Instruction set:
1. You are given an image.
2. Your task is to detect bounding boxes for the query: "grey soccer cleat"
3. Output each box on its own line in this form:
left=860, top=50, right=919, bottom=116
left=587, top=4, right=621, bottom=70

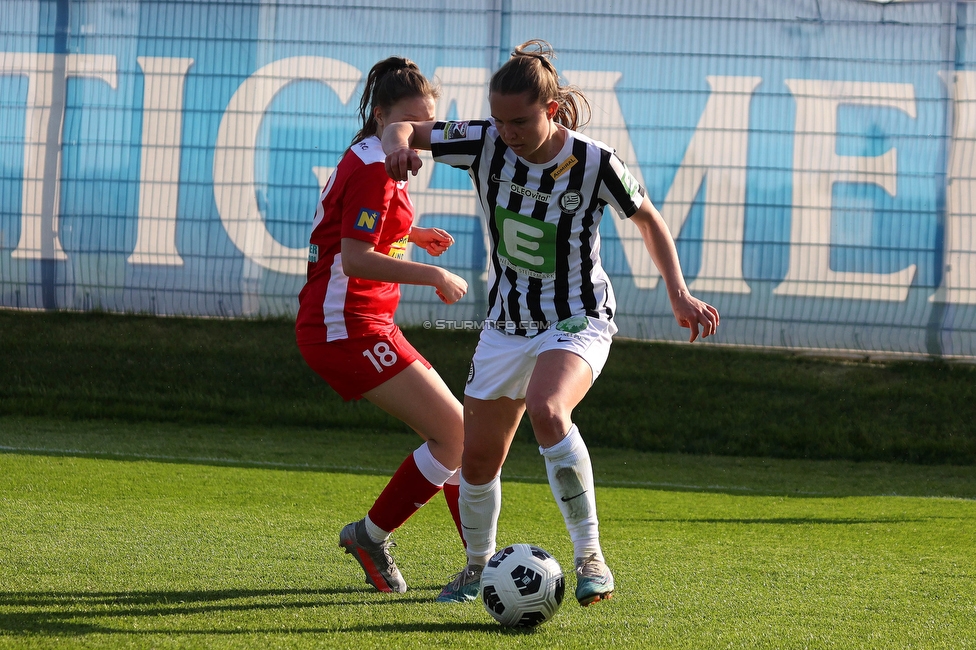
left=338, top=519, right=407, bottom=593
left=575, top=553, right=614, bottom=606
left=435, top=564, right=483, bottom=603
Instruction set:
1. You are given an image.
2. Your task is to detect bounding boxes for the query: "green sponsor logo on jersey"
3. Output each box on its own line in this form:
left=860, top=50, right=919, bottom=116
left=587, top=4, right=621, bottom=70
left=494, top=206, right=557, bottom=278
left=556, top=315, right=590, bottom=333
left=621, top=164, right=641, bottom=198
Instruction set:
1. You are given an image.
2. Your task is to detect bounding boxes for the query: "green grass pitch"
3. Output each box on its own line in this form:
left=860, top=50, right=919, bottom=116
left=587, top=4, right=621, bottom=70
left=1, top=418, right=974, bottom=649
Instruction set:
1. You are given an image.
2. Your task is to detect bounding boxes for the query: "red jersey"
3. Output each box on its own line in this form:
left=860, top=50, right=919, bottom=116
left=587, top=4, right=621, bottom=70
left=296, top=136, right=414, bottom=344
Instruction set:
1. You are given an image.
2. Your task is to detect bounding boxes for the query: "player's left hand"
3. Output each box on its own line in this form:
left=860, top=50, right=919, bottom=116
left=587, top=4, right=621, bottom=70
left=411, top=227, right=455, bottom=257
left=670, top=289, right=720, bottom=342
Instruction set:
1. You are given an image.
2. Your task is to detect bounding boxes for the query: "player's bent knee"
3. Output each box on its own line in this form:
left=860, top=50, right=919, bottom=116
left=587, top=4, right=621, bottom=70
left=461, top=453, right=503, bottom=484
left=524, top=399, right=569, bottom=436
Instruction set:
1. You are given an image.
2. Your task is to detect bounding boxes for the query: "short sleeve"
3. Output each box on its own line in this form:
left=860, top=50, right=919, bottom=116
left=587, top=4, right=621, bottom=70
left=430, top=120, right=489, bottom=169
left=338, top=162, right=396, bottom=244
left=599, top=151, right=646, bottom=219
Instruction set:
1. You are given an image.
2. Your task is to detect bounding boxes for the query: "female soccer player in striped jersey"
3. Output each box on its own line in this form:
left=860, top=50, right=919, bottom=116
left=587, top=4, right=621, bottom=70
left=382, top=40, right=719, bottom=606
left=295, top=57, right=469, bottom=594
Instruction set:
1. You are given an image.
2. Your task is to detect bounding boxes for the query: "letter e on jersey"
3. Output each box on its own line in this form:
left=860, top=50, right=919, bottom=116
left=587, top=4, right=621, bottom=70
left=495, top=207, right=557, bottom=278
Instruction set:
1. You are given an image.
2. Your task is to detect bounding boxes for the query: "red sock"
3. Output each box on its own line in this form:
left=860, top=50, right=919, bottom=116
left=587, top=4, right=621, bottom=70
left=442, top=482, right=466, bottom=548
left=367, top=453, right=441, bottom=533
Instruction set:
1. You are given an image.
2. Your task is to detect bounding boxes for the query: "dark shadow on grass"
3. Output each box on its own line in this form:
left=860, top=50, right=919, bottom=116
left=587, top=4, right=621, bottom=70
left=627, top=516, right=933, bottom=525
left=4, top=441, right=976, bottom=500
left=350, top=622, right=526, bottom=634
left=0, top=446, right=402, bottom=478
left=0, top=623, right=502, bottom=637
left=0, top=588, right=442, bottom=636
left=0, top=587, right=358, bottom=608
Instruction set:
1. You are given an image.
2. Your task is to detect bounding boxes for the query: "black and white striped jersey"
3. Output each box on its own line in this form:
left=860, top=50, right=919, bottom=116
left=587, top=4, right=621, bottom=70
left=430, top=119, right=646, bottom=336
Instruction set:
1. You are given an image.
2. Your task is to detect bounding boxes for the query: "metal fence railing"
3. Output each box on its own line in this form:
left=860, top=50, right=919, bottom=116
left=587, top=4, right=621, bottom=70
left=3, top=0, right=976, bottom=358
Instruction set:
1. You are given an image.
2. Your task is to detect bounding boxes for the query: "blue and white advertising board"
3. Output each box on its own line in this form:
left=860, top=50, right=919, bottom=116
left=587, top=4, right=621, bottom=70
left=2, top=0, right=976, bottom=358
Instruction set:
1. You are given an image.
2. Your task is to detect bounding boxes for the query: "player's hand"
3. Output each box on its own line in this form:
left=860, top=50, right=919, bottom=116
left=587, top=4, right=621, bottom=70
left=412, top=227, right=454, bottom=257
left=435, top=269, right=467, bottom=304
left=669, top=289, right=719, bottom=342
left=385, top=146, right=423, bottom=181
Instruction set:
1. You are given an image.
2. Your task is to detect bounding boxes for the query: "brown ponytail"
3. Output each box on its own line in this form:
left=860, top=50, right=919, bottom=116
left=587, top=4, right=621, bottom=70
left=489, top=40, right=590, bottom=130
left=351, top=56, right=438, bottom=146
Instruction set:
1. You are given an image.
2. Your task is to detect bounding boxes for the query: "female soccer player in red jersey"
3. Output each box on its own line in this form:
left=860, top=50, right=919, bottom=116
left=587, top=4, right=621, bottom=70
left=383, top=41, right=719, bottom=606
left=295, top=57, right=468, bottom=594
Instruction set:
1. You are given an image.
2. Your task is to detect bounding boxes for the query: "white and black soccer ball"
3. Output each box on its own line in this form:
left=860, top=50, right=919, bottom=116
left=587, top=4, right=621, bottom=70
left=481, top=544, right=565, bottom=627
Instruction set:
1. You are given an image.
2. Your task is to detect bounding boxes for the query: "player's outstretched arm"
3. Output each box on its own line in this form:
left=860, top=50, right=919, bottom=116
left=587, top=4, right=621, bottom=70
left=382, top=121, right=436, bottom=181
left=341, top=238, right=467, bottom=304
left=630, top=199, right=720, bottom=342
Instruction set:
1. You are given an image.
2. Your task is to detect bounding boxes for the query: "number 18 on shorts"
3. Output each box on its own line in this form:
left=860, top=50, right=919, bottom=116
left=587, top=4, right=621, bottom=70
left=297, top=327, right=430, bottom=401
left=362, top=341, right=398, bottom=372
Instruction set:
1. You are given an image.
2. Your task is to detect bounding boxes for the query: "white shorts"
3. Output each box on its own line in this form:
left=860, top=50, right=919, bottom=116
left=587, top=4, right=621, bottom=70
left=464, top=316, right=617, bottom=401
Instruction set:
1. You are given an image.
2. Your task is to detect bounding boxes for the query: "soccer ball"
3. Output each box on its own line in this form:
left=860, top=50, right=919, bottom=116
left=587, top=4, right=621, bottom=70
left=481, top=544, right=565, bottom=627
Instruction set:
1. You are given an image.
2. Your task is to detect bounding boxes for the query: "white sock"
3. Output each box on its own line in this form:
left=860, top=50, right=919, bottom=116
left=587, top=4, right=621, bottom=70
left=361, top=442, right=454, bottom=545
left=363, top=515, right=389, bottom=544
left=459, top=473, right=500, bottom=566
left=540, top=424, right=603, bottom=561
left=412, top=441, right=456, bottom=487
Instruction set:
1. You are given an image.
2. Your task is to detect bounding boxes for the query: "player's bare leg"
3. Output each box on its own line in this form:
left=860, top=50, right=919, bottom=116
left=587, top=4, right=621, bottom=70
left=460, top=396, right=524, bottom=484
left=523, top=350, right=591, bottom=447
left=365, top=361, right=463, bottom=469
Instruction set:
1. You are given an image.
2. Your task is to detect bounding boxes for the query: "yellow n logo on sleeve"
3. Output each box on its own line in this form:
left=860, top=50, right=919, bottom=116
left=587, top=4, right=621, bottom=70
left=354, top=208, right=380, bottom=233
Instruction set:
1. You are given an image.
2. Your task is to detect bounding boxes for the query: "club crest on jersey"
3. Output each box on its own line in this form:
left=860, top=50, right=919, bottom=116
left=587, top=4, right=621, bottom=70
left=354, top=208, right=380, bottom=233
left=444, top=121, right=468, bottom=140
left=558, top=189, right=583, bottom=214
